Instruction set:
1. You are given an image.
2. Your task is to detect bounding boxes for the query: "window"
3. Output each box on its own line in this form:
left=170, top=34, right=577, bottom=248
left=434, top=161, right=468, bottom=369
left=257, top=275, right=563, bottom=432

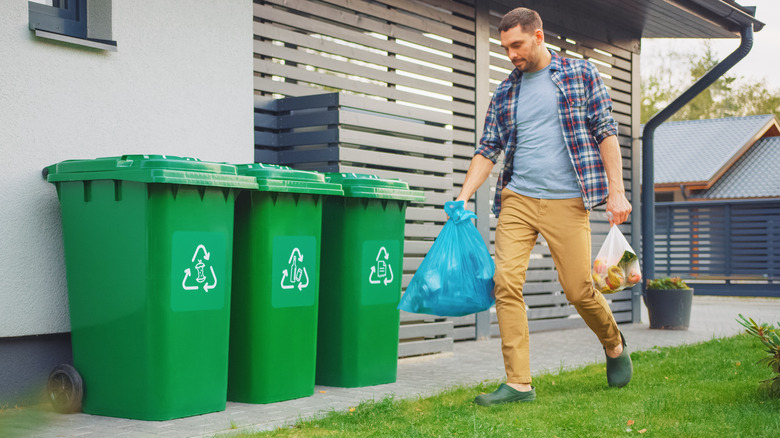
left=29, top=0, right=116, bottom=51
left=655, top=192, right=674, bottom=203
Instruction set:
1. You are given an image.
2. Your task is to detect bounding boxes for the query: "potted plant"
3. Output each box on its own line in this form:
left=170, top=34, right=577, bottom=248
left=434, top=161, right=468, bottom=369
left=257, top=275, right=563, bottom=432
left=644, top=277, right=694, bottom=330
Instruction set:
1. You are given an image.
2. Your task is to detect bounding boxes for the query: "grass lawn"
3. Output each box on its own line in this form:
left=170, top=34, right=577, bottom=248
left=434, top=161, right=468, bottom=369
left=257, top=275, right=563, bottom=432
left=237, top=334, right=779, bottom=437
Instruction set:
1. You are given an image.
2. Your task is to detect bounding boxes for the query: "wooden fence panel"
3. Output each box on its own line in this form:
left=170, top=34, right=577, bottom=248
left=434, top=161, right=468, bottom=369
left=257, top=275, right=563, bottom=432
left=655, top=200, right=780, bottom=297
left=254, top=0, right=478, bottom=357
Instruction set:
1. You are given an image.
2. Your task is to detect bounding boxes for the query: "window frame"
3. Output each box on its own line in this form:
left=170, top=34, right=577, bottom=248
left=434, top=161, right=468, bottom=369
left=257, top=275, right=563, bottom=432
left=29, top=0, right=117, bottom=51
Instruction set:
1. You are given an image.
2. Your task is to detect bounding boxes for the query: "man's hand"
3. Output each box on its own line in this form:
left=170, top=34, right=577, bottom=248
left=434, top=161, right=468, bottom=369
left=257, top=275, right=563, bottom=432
left=449, top=154, right=494, bottom=219
left=606, top=191, right=631, bottom=226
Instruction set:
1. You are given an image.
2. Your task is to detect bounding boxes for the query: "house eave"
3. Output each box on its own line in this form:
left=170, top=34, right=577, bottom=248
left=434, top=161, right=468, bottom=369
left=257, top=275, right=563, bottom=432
left=705, top=117, right=780, bottom=189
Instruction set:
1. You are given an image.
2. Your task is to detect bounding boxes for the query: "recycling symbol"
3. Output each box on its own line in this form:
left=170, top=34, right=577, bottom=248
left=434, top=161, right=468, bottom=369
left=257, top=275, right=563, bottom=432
left=281, top=248, right=310, bottom=291
left=369, top=246, right=394, bottom=286
left=182, top=244, right=218, bottom=292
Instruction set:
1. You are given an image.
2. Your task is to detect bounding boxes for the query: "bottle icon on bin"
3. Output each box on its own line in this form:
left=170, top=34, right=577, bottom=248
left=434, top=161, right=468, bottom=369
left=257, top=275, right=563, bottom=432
left=291, top=257, right=303, bottom=282
left=281, top=248, right=309, bottom=291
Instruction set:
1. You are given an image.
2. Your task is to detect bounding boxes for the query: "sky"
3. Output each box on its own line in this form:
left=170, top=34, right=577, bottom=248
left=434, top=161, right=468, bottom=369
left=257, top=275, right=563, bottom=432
left=641, top=0, right=780, bottom=90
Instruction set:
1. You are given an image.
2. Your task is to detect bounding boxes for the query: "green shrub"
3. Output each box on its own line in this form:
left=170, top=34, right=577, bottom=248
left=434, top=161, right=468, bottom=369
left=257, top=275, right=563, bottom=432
left=645, top=277, right=689, bottom=290
left=737, top=314, right=780, bottom=397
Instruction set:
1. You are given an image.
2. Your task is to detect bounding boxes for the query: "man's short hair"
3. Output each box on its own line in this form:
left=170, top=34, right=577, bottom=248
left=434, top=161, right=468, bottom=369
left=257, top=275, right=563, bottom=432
left=498, top=7, right=543, bottom=34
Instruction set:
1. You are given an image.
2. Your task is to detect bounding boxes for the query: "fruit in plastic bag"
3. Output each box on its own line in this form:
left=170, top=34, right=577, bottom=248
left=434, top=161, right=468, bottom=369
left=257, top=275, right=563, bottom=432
left=593, top=258, right=608, bottom=275
left=606, top=265, right=625, bottom=289
left=627, top=266, right=642, bottom=285
left=591, top=225, right=641, bottom=294
left=592, top=272, right=607, bottom=291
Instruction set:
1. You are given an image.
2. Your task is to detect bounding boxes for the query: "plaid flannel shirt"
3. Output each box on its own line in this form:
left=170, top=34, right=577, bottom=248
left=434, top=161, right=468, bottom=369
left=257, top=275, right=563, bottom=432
left=476, top=50, right=618, bottom=216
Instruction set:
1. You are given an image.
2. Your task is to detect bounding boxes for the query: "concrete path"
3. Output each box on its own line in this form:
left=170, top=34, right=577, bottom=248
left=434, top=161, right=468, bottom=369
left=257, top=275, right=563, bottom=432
left=1, top=296, right=778, bottom=437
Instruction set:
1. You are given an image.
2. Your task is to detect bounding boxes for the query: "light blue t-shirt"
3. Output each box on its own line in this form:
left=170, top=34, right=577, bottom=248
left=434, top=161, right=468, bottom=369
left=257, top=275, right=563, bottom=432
left=506, top=64, right=581, bottom=199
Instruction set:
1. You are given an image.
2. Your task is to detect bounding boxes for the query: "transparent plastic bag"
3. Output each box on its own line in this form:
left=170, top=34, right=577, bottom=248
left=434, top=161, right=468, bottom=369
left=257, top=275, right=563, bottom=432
left=398, top=200, right=495, bottom=317
left=592, top=224, right=641, bottom=294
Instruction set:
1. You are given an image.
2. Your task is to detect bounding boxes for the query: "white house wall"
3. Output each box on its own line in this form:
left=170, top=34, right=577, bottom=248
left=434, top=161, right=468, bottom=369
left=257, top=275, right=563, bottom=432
left=0, top=0, right=253, bottom=338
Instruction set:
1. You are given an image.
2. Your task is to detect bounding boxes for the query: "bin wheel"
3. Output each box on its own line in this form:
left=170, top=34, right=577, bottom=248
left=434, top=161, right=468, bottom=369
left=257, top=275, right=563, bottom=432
left=47, top=364, right=83, bottom=414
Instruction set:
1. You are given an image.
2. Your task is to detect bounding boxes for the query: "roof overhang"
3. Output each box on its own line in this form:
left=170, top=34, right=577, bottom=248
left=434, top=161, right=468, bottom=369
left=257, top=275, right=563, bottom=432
left=492, top=0, right=763, bottom=53
left=592, top=0, right=765, bottom=39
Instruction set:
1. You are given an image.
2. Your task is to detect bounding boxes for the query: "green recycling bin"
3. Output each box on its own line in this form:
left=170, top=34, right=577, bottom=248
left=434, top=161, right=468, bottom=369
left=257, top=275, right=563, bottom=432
left=228, top=164, right=342, bottom=404
left=316, top=173, right=425, bottom=387
left=44, top=155, right=256, bottom=420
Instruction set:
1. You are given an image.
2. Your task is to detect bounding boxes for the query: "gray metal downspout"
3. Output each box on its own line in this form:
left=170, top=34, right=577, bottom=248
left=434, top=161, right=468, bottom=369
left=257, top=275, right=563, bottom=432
left=641, top=24, right=753, bottom=291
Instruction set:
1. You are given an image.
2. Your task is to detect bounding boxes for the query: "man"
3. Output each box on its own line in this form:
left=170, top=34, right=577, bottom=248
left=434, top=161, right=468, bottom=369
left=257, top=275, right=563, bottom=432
left=455, top=7, right=633, bottom=406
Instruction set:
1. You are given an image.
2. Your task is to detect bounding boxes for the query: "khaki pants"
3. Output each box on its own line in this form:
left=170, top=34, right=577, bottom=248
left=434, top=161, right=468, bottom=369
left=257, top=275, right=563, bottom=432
left=494, top=189, right=621, bottom=384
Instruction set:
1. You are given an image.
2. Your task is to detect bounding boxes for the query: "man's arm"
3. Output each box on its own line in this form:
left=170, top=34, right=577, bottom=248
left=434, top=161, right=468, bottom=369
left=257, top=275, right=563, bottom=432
left=454, top=87, right=501, bottom=211
left=455, top=154, right=495, bottom=204
left=599, top=135, right=631, bottom=225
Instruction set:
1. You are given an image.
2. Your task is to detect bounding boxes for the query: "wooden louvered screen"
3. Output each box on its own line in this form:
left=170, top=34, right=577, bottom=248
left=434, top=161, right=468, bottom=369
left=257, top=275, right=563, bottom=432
left=253, top=0, right=476, bottom=357
left=253, top=0, right=641, bottom=356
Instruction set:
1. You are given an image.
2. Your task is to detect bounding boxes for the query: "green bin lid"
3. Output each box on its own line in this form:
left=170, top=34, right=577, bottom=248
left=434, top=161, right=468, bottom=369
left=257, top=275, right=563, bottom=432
left=234, top=163, right=343, bottom=196
left=44, top=155, right=258, bottom=189
left=324, top=173, right=425, bottom=202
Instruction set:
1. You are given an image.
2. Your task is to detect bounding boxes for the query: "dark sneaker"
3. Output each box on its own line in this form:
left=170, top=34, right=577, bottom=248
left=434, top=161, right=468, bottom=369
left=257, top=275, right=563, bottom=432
left=474, top=383, right=536, bottom=406
left=606, top=332, right=633, bottom=387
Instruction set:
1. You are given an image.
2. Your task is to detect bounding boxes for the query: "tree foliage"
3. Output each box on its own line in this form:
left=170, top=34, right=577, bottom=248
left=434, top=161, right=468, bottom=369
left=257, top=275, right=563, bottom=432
left=641, top=42, right=780, bottom=123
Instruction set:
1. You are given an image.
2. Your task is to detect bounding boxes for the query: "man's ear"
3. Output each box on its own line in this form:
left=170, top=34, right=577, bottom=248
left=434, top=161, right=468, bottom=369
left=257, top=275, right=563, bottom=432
left=535, top=29, right=544, bottom=45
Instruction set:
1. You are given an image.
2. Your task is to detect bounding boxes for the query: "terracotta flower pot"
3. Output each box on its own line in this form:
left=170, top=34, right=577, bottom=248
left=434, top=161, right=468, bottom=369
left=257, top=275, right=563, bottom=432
left=643, top=288, right=694, bottom=330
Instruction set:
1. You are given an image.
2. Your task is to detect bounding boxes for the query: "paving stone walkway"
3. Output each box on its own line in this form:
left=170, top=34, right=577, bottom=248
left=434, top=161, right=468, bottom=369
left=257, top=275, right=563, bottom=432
left=2, top=295, right=778, bottom=437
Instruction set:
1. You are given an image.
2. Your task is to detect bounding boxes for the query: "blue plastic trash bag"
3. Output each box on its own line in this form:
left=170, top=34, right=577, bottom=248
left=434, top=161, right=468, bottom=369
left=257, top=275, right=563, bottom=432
left=398, top=200, right=495, bottom=317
